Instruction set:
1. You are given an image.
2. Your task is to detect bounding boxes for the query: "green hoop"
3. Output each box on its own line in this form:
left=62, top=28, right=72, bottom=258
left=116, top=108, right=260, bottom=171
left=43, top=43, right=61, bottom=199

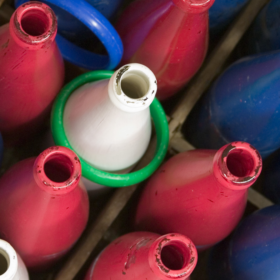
left=51, top=70, right=169, bottom=187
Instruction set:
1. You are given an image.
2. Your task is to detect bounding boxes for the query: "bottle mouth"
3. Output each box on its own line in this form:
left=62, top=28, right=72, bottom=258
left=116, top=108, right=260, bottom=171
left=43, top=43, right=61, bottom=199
left=109, top=63, right=157, bottom=112
left=34, top=146, right=81, bottom=195
left=218, top=142, right=262, bottom=186
left=149, top=234, right=197, bottom=279
left=0, top=240, right=17, bottom=279
left=12, top=1, right=57, bottom=46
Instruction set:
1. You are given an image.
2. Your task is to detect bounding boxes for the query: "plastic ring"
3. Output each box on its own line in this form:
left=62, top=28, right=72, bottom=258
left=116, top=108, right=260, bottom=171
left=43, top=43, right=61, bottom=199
left=15, top=0, right=123, bottom=70
left=51, top=71, right=169, bottom=187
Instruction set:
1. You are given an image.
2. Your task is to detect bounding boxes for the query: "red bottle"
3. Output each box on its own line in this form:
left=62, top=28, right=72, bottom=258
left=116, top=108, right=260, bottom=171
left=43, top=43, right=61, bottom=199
left=115, top=0, right=214, bottom=100
left=0, top=1, right=64, bottom=144
left=85, top=232, right=197, bottom=280
left=135, top=142, right=262, bottom=250
left=0, top=146, right=89, bottom=270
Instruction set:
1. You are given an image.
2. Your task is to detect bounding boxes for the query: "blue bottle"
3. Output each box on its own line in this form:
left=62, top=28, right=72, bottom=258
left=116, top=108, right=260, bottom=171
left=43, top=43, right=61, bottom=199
left=244, top=0, right=280, bottom=55
left=183, top=50, right=280, bottom=158
left=209, top=205, right=280, bottom=280
left=209, top=0, right=249, bottom=40
left=15, top=0, right=124, bottom=49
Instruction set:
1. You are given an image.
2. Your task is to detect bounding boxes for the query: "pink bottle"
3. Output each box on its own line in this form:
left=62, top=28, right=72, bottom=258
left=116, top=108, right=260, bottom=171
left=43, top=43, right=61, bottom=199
left=115, top=0, right=214, bottom=100
left=135, top=142, right=262, bottom=250
left=85, top=232, right=197, bottom=280
left=0, top=1, right=64, bottom=144
left=0, top=146, right=89, bottom=270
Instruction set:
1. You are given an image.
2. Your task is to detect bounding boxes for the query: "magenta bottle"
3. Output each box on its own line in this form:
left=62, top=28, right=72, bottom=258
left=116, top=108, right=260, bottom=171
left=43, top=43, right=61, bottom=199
left=115, top=0, right=214, bottom=100
left=0, top=2, right=64, bottom=144
left=85, top=232, right=197, bottom=280
left=0, top=146, right=89, bottom=270
left=135, top=142, right=262, bottom=250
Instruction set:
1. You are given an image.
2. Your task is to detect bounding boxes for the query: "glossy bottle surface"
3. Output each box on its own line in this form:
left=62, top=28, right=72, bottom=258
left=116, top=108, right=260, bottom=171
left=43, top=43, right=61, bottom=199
left=115, top=0, right=214, bottom=100
left=185, top=50, right=280, bottom=158
left=0, top=2, right=64, bottom=144
left=0, top=146, right=89, bottom=269
left=64, top=63, right=156, bottom=172
left=135, top=142, right=262, bottom=250
left=85, top=232, right=197, bottom=280
left=243, top=0, right=280, bottom=55
left=209, top=205, right=280, bottom=280
left=209, top=0, right=249, bottom=40
left=0, top=239, right=29, bottom=280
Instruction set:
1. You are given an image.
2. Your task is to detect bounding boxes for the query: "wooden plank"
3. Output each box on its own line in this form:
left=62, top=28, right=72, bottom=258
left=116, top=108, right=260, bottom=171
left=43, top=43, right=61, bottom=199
left=168, top=0, right=271, bottom=137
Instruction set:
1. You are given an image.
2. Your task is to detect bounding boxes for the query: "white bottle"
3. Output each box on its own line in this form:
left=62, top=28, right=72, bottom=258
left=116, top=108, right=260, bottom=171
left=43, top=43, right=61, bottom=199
left=0, top=240, right=29, bottom=280
left=64, top=63, right=157, bottom=172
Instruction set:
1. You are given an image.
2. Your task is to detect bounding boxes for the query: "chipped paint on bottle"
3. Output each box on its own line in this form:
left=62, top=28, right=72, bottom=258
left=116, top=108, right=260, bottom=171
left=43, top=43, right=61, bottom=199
left=0, top=2, right=64, bottom=145
left=0, top=146, right=89, bottom=269
left=84, top=232, right=197, bottom=280
left=135, top=142, right=262, bottom=250
left=64, top=63, right=157, bottom=172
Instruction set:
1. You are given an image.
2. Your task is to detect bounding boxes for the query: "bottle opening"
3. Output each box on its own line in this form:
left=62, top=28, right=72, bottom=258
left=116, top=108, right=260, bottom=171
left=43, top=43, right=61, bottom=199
left=226, top=149, right=255, bottom=177
left=0, top=250, right=8, bottom=276
left=161, top=242, right=190, bottom=271
left=121, top=71, right=150, bottom=99
left=21, top=9, right=49, bottom=36
left=44, top=154, right=74, bottom=183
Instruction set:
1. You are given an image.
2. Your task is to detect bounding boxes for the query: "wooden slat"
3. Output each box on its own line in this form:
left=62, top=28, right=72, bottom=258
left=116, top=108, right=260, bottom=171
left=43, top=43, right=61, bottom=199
left=168, top=0, right=271, bottom=137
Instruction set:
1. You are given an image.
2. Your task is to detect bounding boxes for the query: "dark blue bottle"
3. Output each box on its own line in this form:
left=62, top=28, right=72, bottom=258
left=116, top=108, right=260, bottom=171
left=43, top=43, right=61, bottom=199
left=209, top=0, right=249, bottom=40
left=209, top=205, right=280, bottom=280
left=15, top=0, right=124, bottom=48
left=244, top=0, right=280, bottom=55
left=184, top=50, right=280, bottom=158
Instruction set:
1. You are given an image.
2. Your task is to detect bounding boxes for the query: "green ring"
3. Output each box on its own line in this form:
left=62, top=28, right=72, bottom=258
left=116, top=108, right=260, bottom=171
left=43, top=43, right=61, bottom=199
left=51, top=70, right=169, bottom=187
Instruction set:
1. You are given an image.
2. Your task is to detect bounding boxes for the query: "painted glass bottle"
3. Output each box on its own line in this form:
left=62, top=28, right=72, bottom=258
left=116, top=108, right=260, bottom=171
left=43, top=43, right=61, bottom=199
left=84, top=232, right=197, bottom=280
left=115, top=0, right=214, bottom=100
left=0, top=2, right=64, bottom=145
left=184, top=50, right=280, bottom=158
left=135, top=142, right=262, bottom=251
left=0, top=239, right=29, bottom=280
left=0, top=146, right=89, bottom=270
left=64, top=63, right=157, bottom=173
left=15, top=0, right=124, bottom=48
left=242, top=0, right=280, bottom=55
left=209, top=205, right=280, bottom=280
left=209, top=0, right=249, bottom=40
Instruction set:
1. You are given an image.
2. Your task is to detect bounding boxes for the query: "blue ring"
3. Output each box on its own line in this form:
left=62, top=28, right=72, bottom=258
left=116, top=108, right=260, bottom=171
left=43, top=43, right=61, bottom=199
left=15, top=0, right=123, bottom=70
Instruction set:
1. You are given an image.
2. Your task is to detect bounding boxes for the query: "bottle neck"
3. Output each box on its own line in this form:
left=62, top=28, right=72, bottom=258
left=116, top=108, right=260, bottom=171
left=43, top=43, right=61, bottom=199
left=108, top=63, right=157, bottom=113
left=9, top=1, right=57, bottom=50
left=0, top=240, right=18, bottom=280
left=213, top=142, right=262, bottom=191
left=148, top=233, right=197, bottom=279
left=33, top=146, right=82, bottom=195
left=172, top=0, right=215, bottom=13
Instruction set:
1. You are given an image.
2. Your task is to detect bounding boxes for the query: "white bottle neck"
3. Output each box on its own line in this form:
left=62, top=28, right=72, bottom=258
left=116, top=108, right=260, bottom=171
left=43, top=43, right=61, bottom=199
left=0, top=240, right=18, bottom=280
left=108, top=63, right=157, bottom=113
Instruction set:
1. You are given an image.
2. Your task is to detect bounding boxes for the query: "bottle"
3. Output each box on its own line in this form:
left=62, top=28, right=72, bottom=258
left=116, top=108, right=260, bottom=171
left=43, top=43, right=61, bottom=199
left=0, top=239, right=29, bottom=280
left=115, top=0, right=214, bottom=100
left=0, top=146, right=89, bottom=270
left=64, top=63, right=157, bottom=172
left=15, top=0, right=124, bottom=49
left=242, top=0, right=280, bottom=55
left=209, top=0, right=249, bottom=41
left=0, top=2, right=64, bottom=145
left=135, top=142, right=262, bottom=251
left=209, top=205, right=280, bottom=280
left=184, top=50, right=280, bottom=158
left=84, top=232, right=197, bottom=280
